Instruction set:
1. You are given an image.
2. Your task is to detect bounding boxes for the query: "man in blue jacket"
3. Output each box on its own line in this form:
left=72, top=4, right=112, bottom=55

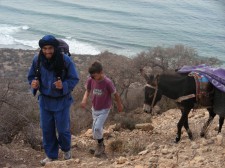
left=28, top=35, right=79, bottom=166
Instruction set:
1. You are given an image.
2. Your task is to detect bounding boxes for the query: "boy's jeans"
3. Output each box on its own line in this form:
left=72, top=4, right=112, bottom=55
left=92, top=108, right=110, bottom=139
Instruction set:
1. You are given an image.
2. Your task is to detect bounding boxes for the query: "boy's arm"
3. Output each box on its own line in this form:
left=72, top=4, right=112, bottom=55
left=81, top=90, right=90, bottom=109
left=114, top=92, right=123, bottom=112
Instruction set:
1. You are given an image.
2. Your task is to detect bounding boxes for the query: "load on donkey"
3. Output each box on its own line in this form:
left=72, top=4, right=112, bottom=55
left=141, top=64, right=225, bottom=143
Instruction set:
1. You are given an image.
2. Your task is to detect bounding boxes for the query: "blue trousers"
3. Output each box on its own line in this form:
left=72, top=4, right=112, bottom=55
left=40, top=105, right=71, bottom=159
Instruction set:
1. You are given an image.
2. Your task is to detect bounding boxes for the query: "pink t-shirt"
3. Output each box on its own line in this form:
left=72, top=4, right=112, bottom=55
left=86, top=76, right=116, bottom=110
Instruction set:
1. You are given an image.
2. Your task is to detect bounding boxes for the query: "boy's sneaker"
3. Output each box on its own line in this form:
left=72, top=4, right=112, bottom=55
left=64, top=150, right=72, bottom=160
left=94, top=142, right=105, bottom=157
left=40, top=157, right=53, bottom=166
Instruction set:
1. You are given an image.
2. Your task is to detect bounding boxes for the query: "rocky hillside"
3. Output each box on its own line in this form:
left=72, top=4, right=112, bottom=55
left=1, top=48, right=224, bottom=168
left=1, top=108, right=225, bottom=168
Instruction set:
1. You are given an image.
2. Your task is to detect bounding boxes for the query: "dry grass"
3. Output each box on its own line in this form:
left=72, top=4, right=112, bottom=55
left=114, top=114, right=136, bottom=130
left=124, top=138, right=147, bottom=155
left=108, top=139, right=124, bottom=153
left=108, top=135, right=149, bottom=155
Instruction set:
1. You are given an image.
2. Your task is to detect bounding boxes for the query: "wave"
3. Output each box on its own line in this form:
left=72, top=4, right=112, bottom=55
left=0, top=24, right=29, bottom=35
left=0, top=24, right=100, bottom=55
left=1, top=4, right=152, bottom=31
left=51, top=0, right=139, bottom=17
left=62, top=38, right=100, bottom=55
left=0, top=24, right=30, bottom=45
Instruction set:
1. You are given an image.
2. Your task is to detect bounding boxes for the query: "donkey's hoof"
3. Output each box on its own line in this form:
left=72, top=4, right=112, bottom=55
left=189, top=136, right=193, bottom=141
left=188, top=132, right=193, bottom=140
left=200, top=132, right=205, bottom=137
left=174, top=137, right=180, bottom=143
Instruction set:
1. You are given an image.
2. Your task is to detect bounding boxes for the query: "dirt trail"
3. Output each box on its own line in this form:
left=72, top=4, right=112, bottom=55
left=1, top=108, right=225, bottom=168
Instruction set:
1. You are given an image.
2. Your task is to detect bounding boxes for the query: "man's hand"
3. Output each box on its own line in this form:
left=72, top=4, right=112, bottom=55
left=31, top=79, right=39, bottom=89
left=54, top=79, right=63, bottom=89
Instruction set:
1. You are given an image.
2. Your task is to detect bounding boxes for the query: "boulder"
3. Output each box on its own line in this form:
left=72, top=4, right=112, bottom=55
left=135, top=123, right=154, bottom=131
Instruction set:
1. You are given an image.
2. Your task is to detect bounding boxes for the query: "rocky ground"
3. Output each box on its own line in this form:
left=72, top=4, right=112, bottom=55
left=1, top=48, right=225, bottom=168
left=1, top=108, right=225, bottom=168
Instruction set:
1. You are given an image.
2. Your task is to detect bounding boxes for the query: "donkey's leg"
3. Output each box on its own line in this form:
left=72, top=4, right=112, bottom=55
left=218, top=116, right=224, bottom=134
left=175, top=110, right=188, bottom=143
left=183, top=113, right=193, bottom=140
left=200, top=108, right=216, bottom=137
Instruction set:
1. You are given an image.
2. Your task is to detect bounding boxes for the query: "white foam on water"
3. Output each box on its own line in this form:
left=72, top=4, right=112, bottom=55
left=63, top=38, right=100, bottom=55
left=13, top=38, right=101, bottom=55
left=0, top=24, right=30, bottom=45
left=0, top=24, right=29, bottom=34
left=14, top=39, right=39, bottom=49
left=0, top=24, right=100, bottom=55
left=0, top=34, right=15, bottom=45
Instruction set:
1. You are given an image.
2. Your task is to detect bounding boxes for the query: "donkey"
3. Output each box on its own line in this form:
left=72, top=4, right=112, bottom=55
left=141, top=69, right=225, bottom=143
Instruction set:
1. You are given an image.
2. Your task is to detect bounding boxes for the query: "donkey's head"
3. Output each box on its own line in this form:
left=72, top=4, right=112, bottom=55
left=140, top=67, right=162, bottom=114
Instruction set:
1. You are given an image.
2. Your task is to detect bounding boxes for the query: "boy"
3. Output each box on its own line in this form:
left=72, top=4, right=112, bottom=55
left=81, top=61, right=123, bottom=157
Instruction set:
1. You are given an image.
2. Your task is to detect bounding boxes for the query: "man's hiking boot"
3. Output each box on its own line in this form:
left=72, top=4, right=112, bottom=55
left=94, top=141, right=105, bottom=157
left=64, top=150, right=72, bottom=160
left=40, top=157, right=53, bottom=166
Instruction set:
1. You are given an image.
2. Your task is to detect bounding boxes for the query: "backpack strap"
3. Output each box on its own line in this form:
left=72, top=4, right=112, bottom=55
left=35, top=53, right=41, bottom=80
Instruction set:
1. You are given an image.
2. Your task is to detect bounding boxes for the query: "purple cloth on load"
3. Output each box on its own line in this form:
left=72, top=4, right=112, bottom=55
left=178, top=64, right=225, bottom=93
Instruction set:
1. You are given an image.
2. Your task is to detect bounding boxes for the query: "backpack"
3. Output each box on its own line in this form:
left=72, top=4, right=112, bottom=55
left=57, top=39, right=71, bottom=56
left=35, top=39, right=71, bottom=80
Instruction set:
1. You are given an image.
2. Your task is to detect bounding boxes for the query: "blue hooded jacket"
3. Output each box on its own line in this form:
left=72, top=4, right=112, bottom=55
left=28, top=54, right=79, bottom=111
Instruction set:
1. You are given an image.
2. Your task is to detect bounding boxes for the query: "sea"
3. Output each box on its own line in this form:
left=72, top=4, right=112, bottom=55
left=0, top=0, right=224, bottom=62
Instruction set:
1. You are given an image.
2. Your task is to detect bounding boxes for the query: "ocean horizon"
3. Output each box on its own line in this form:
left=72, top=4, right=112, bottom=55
left=0, top=0, right=224, bottom=61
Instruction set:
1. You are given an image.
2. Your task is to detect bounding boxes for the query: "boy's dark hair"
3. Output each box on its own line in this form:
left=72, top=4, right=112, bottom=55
left=88, top=61, right=103, bottom=74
